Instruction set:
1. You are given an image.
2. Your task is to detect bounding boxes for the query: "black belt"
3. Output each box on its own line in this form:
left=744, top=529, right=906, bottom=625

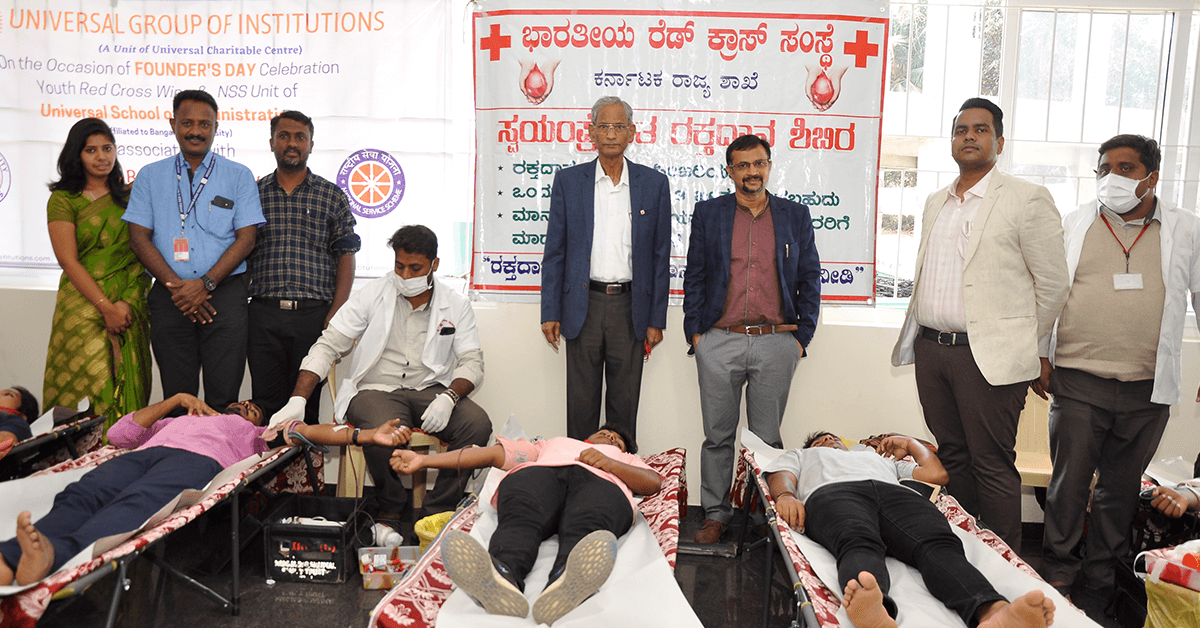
left=920, top=326, right=969, bottom=346
left=723, top=324, right=799, bottom=335
left=254, top=297, right=331, bottom=311
left=589, top=280, right=631, bottom=295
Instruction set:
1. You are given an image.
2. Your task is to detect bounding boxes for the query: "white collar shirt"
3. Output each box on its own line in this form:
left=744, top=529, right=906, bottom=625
left=914, top=167, right=995, bottom=332
left=359, top=296, right=432, bottom=392
left=589, top=158, right=634, bottom=283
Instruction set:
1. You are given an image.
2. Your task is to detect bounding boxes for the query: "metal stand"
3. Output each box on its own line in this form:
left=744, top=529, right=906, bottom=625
left=738, top=465, right=820, bottom=628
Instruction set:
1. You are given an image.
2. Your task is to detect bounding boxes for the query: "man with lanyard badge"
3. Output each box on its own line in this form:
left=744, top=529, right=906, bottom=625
left=1038, top=134, right=1200, bottom=618
left=125, top=89, right=265, bottom=409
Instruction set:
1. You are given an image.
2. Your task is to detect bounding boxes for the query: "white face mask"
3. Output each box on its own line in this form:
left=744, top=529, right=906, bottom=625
left=391, top=270, right=432, bottom=297
left=1097, top=172, right=1151, bottom=215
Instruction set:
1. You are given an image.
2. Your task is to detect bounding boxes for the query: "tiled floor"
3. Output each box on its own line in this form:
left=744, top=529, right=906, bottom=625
left=33, top=505, right=1134, bottom=628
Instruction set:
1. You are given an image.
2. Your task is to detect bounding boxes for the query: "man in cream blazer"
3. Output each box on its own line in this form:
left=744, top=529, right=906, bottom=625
left=891, top=98, right=1069, bottom=551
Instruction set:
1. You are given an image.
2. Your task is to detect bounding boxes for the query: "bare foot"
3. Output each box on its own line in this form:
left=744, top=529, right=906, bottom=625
left=843, top=571, right=898, bottom=628
left=0, top=554, right=13, bottom=586
left=14, top=511, right=54, bottom=586
left=977, top=590, right=1055, bottom=628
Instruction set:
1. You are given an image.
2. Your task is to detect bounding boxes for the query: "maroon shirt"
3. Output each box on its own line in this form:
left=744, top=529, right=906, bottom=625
left=713, top=201, right=784, bottom=329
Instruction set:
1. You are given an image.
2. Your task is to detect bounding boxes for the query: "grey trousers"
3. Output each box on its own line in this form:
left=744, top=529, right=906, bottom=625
left=913, top=335, right=1027, bottom=552
left=1042, top=367, right=1169, bottom=591
left=345, top=387, right=492, bottom=519
left=564, top=290, right=645, bottom=440
left=696, top=328, right=800, bottom=524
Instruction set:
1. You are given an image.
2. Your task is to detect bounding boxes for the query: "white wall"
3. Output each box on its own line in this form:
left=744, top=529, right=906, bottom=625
left=6, top=285, right=1200, bottom=509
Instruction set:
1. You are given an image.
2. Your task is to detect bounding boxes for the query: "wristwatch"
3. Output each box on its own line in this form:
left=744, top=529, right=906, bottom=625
left=201, top=274, right=217, bottom=291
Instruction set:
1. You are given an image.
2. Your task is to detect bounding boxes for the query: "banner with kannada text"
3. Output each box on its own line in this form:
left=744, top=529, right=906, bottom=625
left=471, top=0, right=887, bottom=302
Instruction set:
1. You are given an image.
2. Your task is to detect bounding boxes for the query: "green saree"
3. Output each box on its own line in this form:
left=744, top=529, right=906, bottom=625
left=43, top=190, right=152, bottom=429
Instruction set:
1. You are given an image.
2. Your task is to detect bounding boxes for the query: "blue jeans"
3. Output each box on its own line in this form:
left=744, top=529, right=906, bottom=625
left=805, top=480, right=1004, bottom=625
left=0, top=447, right=222, bottom=573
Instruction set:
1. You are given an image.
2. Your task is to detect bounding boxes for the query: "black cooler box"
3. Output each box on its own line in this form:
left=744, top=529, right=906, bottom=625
left=263, top=495, right=370, bottom=584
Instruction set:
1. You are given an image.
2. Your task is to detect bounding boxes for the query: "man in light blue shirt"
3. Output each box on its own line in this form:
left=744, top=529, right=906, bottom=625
left=124, top=89, right=265, bottom=409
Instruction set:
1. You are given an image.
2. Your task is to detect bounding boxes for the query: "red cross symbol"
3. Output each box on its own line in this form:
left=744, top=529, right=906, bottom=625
left=844, top=29, right=879, bottom=68
left=480, top=23, right=511, bottom=61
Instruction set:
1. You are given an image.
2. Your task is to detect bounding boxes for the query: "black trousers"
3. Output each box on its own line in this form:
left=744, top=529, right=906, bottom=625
left=148, top=275, right=248, bottom=409
left=565, top=290, right=644, bottom=441
left=805, top=480, right=1005, bottom=626
left=247, top=299, right=329, bottom=421
left=489, top=465, right=633, bottom=591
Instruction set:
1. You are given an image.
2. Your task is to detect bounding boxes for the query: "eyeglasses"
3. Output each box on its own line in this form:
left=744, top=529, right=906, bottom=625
left=593, top=123, right=629, bottom=133
left=730, top=159, right=770, bottom=172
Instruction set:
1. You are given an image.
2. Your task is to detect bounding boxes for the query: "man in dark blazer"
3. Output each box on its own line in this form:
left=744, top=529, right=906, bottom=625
left=683, top=134, right=821, bottom=543
left=540, top=96, right=672, bottom=441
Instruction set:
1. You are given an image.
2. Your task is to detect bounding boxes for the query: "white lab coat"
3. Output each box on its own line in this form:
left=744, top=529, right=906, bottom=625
left=305, top=274, right=483, bottom=421
left=1047, top=199, right=1200, bottom=405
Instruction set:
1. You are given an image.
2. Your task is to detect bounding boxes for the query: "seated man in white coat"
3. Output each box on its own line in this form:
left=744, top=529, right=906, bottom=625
left=269, top=225, right=492, bottom=536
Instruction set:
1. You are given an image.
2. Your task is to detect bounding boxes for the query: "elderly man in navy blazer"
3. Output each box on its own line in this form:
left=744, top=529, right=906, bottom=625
left=683, top=134, right=822, bottom=544
left=540, top=96, right=672, bottom=442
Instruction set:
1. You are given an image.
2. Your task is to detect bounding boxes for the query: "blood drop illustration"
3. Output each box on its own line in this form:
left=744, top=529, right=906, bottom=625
left=812, top=71, right=834, bottom=105
left=525, top=65, right=548, bottom=100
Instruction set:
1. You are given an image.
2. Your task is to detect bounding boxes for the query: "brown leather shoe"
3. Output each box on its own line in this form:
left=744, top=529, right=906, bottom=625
left=694, top=519, right=726, bottom=544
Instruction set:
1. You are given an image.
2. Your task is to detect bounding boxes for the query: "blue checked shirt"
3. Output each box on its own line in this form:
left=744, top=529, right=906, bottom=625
left=247, top=169, right=361, bottom=301
left=124, top=151, right=265, bottom=279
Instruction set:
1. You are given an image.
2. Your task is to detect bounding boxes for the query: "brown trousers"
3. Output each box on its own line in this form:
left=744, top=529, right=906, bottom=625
left=914, top=335, right=1028, bottom=552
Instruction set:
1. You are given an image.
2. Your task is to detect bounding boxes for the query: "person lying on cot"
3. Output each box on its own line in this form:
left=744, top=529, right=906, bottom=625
left=0, top=386, right=39, bottom=462
left=764, top=432, right=1057, bottom=628
left=0, top=392, right=405, bottom=587
left=1149, top=479, right=1200, bottom=517
left=389, top=423, right=661, bottom=626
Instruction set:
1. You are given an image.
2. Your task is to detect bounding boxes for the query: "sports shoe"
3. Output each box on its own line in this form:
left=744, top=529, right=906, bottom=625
left=532, top=530, right=617, bottom=625
left=694, top=519, right=726, bottom=544
left=441, top=530, right=529, bottom=617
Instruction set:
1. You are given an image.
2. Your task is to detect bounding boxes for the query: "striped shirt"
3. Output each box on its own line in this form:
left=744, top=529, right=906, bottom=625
left=913, top=168, right=994, bottom=332
left=248, top=169, right=361, bottom=301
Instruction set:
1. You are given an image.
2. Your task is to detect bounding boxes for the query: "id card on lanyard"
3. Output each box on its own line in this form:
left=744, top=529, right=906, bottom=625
left=1100, top=214, right=1151, bottom=291
left=174, top=155, right=216, bottom=262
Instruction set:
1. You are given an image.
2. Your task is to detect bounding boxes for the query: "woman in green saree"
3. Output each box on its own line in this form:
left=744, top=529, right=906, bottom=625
left=43, top=118, right=152, bottom=429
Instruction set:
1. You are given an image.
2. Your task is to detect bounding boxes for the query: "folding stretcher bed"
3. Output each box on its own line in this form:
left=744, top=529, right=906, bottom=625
left=0, top=414, right=106, bottom=481
left=733, top=441, right=1102, bottom=628
left=368, top=446, right=688, bottom=628
left=0, top=442, right=324, bottom=628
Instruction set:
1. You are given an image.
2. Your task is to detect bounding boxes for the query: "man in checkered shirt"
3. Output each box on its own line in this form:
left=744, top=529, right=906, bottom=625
left=247, top=110, right=360, bottom=423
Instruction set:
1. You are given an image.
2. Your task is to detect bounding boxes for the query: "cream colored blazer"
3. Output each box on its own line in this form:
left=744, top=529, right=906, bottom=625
left=892, top=170, right=1070, bottom=386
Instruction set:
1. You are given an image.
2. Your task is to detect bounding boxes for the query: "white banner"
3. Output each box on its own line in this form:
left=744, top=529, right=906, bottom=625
left=471, top=0, right=887, bottom=302
left=0, top=0, right=472, bottom=279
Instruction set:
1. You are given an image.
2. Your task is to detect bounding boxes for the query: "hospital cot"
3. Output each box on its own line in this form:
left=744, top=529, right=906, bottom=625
left=0, top=442, right=324, bottom=628
left=367, top=447, right=688, bottom=628
left=733, top=446, right=1100, bottom=628
left=0, top=414, right=106, bottom=481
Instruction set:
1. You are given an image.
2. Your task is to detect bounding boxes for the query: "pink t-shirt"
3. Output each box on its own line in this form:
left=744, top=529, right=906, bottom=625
left=108, top=413, right=272, bottom=469
left=494, top=436, right=659, bottom=513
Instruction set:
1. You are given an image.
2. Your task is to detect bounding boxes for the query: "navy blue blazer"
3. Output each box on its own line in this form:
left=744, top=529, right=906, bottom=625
left=682, top=192, right=821, bottom=348
left=540, top=158, right=672, bottom=340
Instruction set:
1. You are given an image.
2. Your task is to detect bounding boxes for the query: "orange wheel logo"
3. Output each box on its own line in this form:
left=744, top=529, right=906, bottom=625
left=349, top=162, right=393, bottom=206
left=337, top=149, right=406, bottom=218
